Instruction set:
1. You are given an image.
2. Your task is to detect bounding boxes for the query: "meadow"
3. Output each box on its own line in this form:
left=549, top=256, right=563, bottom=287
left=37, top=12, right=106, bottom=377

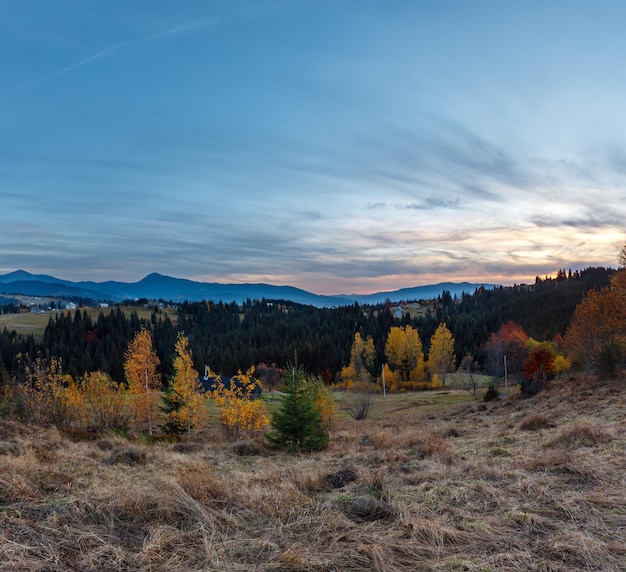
left=1, top=377, right=624, bottom=571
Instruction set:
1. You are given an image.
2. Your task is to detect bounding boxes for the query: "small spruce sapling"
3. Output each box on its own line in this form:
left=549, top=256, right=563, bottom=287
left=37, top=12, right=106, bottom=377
left=266, top=367, right=329, bottom=452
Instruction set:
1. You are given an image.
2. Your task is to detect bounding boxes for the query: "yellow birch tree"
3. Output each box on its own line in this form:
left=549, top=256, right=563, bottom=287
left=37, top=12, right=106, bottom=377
left=384, top=325, right=426, bottom=388
left=124, top=327, right=161, bottom=435
left=428, top=323, right=456, bottom=387
left=340, top=332, right=376, bottom=388
left=160, top=333, right=206, bottom=435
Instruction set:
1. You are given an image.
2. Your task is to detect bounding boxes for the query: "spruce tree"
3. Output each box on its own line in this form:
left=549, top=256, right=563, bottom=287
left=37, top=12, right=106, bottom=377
left=267, top=367, right=328, bottom=452
left=159, top=382, right=185, bottom=434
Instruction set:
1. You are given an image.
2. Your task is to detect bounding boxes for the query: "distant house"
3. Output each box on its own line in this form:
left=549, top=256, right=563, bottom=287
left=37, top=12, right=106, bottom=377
left=99, top=302, right=109, bottom=309
left=200, top=371, right=263, bottom=399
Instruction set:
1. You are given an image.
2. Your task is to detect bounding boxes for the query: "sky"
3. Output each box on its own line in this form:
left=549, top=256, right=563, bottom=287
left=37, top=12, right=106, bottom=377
left=1, top=0, right=625, bottom=295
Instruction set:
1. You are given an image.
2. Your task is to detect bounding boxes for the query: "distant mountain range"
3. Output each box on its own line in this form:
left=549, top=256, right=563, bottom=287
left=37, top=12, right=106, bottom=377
left=0, top=270, right=495, bottom=307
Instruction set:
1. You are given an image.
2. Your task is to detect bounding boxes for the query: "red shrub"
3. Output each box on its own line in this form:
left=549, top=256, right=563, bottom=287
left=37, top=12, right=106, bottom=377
left=524, top=347, right=555, bottom=382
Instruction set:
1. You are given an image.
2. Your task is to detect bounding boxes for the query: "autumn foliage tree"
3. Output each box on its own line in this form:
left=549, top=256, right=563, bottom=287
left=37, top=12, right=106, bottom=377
left=522, top=346, right=554, bottom=395
left=17, top=355, right=74, bottom=425
left=71, top=371, right=129, bottom=432
left=160, top=333, right=205, bottom=436
left=384, top=325, right=426, bottom=389
left=208, top=366, right=269, bottom=439
left=526, top=339, right=571, bottom=377
left=565, top=268, right=626, bottom=378
left=85, top=371, right=129, bottom=430
left=310, top=375, right=337, bottom=427
left=124, top=327, right=161, bottom=435
left=484, top=321, right=529, bottom=380
left=340, top=332, right=376, bottom=388
left=8, top=351, right=129, bottom=431
left=427, top=323, right=456, bottom=387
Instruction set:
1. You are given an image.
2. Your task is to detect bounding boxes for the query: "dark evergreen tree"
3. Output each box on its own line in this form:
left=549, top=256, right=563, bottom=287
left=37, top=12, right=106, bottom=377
left=159, top=380, right=185, bottom=435
left=266, top=367, right=328, bottom=452
left=0, top=358, right=9, bottom=394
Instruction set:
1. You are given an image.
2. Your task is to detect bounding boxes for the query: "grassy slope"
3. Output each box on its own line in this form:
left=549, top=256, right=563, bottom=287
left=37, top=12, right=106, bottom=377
left=0, top=378, right=625, bottom=571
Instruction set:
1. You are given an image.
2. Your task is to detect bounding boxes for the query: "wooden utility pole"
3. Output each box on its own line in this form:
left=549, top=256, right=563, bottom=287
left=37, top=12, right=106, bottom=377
left=504, top=355, right=508, bottom=396
left=382, top=363, right=386, bottom=398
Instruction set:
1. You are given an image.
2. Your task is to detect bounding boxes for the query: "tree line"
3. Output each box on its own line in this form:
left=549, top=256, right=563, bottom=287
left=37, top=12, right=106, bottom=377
left=0, top=266, right=615, bottom=388
left=0, top=325, right=332, bottom=453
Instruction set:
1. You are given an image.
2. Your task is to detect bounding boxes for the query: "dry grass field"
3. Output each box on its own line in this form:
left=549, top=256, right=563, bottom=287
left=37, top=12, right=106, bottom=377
left=0, top=312, right=55, bottom=340
left=1, top=378, right=624, bottom=571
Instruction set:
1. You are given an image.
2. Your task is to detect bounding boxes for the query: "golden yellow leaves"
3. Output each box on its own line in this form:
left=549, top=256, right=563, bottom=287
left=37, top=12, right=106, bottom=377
left=565, top=268, right=626, bottom=376
left=340, top=333, right=376, bottom=389
left=17, top=356, right=72, bottom=425
left=124, top=327, right=161, bottom=435
left=427, top=323, right=456, bottom=387
left=384, top=325, right=427, bottom=388
left=10, top=329, right=272, bottom=440
left=14, top=357, right=128, bottom=431
left=160, top=333, right=205, bottom=435
left=208, top=366, right=269, bottom=439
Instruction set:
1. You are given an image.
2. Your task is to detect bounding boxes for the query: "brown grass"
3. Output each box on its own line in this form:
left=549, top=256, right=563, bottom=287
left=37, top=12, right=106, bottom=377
left=0, top=378, right=625, bottom=570
left=519, top=413, right=554, bottom=431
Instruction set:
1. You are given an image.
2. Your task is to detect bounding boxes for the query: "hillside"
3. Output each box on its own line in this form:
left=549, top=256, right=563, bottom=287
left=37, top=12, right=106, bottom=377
left=0, top=378, right=624, bottom=570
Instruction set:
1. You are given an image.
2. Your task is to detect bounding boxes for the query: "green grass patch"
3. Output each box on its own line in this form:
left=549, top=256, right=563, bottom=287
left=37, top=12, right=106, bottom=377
left=333, top=389, right=475, bottom=419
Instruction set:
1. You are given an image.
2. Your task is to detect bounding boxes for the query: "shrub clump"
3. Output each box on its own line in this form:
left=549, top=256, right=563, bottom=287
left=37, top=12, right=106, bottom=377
left=325, top=465, right=358, bottom=489
left=107, top=445, right=147, bottom=466
left=170, top=441, right=203, bottom=454
left=443, top=426, right=461, bottom=438
left=412, top=433, right=453, bottom=464
left=484, top=380, right=499, bottom=401
left=520, top=414, right=554, bottom=431
left=232, top=439, right=267, bottom=456
left=345, top=495, right=393, bottom=522
left=341, top=475, right=395, bottom=522
left=546, top=421, right=609, bottom=449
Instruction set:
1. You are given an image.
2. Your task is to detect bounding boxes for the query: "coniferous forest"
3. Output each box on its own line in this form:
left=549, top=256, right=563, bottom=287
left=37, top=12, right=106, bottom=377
left=0, top=267, right=614, bottom=385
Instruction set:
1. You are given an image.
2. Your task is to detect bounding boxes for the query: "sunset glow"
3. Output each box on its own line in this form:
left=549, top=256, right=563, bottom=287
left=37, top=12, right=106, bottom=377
left=1, top=2, right=624, bottom=295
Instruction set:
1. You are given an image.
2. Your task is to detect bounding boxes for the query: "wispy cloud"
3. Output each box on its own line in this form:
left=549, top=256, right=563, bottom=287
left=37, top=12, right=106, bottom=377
left=401, top=197, right=462, bottom=211
left=530, top=206, right=625, bottom=229
left=7, top=16, right=222, bottom=93
left=145, top=16, right=222, bottom=41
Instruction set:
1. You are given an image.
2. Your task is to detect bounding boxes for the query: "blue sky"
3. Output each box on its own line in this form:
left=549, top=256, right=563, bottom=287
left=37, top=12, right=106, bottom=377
left=1, top=1, right=625, bottom=294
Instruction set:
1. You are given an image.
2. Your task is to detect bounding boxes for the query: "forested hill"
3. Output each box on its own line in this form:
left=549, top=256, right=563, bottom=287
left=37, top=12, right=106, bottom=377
left=0, top=267, right=613, bottom=383
left=423, top=267, right=613, bottom=361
